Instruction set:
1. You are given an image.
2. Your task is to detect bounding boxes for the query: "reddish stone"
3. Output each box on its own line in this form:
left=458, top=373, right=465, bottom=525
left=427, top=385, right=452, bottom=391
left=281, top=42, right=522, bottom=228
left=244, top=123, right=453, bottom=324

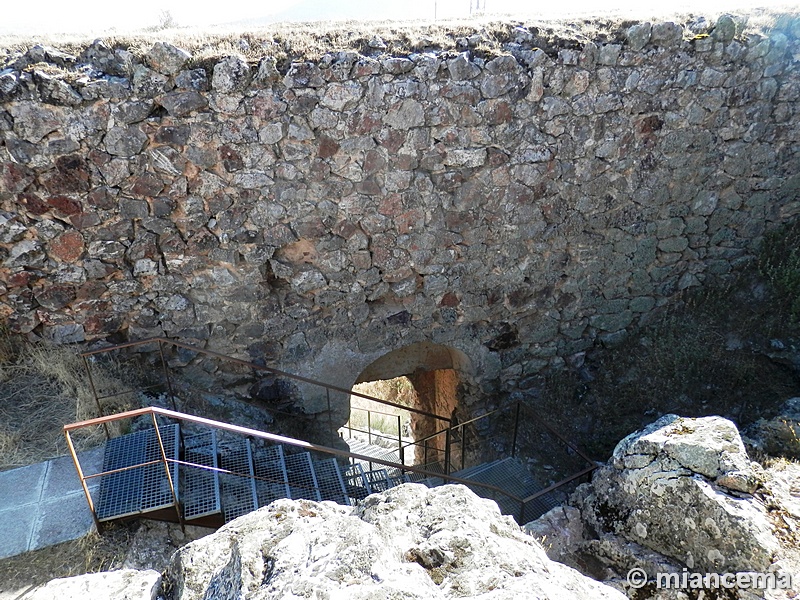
left=77, top=281, right=107, bottom=300
left=88, top=149, right=111, bottom=166
left=131, top=173, right=165, bottom=196
left=34, top=284, right=76, bottom=310
left=377, top=128, right=406, bottom=152
left=488, top=147, right=510, bottom=166
left=356, top=177, right=381, bottom=196
left=7, top=271, right=34, bottom=287
left=219, top=145, right=244, bottom=172
left=18, top=192, right=50, bottom=215
left=2, top=162, right=34, bottom=192
left=47, top=195, right=82, bottom=216
left=391, top=154, right=418, bottom=171
left=483, top=100, right=513, bottom=125
left=364, top=149, right=386, bottom=175
left=309, top=159, right=331, bottom=182
left=348, top=112, right=381, bottom=135
left=317, top=136, right=340, bottom=159
left=84, top=313, right=123, bottom=335
left=50, top=230, right=85, bottom=262
left=440, top=292, right=460, bottom=307
left=87, top=187, right=117, bottom=209
left=378, top=194, right=404, bottom=217
left=333, top=220, right=358, bottom=239
left=70, top=212, right=101, bottom=229
left=42, top=156, right=90, bottom=194
left=396, top=210, right=423, bottom=235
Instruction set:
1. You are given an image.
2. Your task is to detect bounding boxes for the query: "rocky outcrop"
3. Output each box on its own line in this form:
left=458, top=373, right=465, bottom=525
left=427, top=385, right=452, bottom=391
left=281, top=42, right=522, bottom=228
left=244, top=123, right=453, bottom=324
left=167, top=484, right=625, bottom=599
left=526, top=415, right=800, bottom=598
left=1, top=14, right=799, bottom=413
left=20, top=569, right=161, bottom=600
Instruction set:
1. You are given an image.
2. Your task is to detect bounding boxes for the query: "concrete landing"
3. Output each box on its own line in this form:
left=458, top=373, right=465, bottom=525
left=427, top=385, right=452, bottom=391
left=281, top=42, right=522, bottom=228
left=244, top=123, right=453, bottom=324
left=0, top=448, right=104, bottom=561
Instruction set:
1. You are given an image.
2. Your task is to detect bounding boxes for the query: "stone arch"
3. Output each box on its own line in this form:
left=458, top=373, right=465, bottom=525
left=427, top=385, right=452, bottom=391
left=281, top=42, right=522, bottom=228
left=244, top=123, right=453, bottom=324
left=351, top=341, right=472, bottom=466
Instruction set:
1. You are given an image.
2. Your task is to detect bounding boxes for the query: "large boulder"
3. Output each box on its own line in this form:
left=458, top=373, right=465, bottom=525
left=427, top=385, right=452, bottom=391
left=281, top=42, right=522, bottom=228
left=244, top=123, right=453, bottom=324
left=526, top=415, right=800, bottom=598
left=168, top=483, right=626, bottom=600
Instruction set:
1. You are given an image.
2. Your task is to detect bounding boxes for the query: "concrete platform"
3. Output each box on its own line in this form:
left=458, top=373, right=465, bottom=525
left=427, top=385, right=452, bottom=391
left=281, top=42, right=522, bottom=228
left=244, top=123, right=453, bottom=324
left=0, top=447, right=104, bottom=560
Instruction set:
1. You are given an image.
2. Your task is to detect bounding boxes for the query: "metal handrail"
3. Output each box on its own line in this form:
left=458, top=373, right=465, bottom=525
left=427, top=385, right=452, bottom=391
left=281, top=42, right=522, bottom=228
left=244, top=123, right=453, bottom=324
left=81, top=337, right=451, bottom=424
left=64, top=406, right=535, bottom=521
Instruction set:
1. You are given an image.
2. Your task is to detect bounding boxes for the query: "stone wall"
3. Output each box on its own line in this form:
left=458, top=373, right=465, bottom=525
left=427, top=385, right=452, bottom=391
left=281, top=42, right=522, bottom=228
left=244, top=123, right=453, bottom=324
left=1, top=15, right=799, bottom=418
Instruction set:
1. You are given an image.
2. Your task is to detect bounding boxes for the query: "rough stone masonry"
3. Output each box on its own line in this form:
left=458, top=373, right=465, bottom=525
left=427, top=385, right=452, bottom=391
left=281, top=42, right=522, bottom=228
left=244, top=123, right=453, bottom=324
left=0, top=15, right=799, bottom=418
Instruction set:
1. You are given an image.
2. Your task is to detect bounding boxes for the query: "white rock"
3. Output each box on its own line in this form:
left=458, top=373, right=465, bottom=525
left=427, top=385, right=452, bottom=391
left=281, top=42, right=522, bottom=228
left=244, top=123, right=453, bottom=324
left=21, top=569, right=161, bottom=600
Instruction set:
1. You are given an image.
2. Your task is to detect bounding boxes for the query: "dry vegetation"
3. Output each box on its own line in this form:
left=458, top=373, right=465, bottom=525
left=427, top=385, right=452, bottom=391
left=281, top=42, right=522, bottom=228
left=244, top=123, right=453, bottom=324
left=0, top=6, right=797, bottom=69
left=535, top=221, right=800, bottom=461
left=0, top=334, right=143, bottom=471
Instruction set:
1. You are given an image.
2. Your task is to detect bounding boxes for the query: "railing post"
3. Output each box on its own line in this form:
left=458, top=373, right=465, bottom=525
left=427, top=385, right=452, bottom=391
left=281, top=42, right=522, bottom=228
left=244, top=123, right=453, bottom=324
left=151, top=412, right=184, bottom=531
left=158, top=340, right=178, bottom=411
left=82, top=354, right=109, bottom=439
left=65, top=429, right=102, bottom=532
left=511, top=401, right=522, bottom=458
left=367, top=410, right=372, bottom=446
left=327, top=389, right=334, bottom=447
left=396, top=414, right=402, bottom=465
left=444, top=427, right=452, bottom=475
left=461, top=425, right=465, bottom=471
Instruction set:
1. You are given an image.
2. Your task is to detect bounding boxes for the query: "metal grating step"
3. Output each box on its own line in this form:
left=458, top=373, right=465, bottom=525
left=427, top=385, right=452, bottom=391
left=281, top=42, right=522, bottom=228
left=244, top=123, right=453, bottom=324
left=95, top=424, right=180, bottom=522
left=362, top=468, right=393, bottom=493
left=252, top=444, right=291, bottom=507
left=343, top=463, right=371, bottom=501
left=312, top=458, right=349, bottom=505
left=343, top=438, right=402, bottom=468
left=284, top=452, right=322, bottom=501
left=219, top=440, right=258, bottom=523
left=451, top=457, right=558, bottom=521
left=182, top=430, right=221, bottom=520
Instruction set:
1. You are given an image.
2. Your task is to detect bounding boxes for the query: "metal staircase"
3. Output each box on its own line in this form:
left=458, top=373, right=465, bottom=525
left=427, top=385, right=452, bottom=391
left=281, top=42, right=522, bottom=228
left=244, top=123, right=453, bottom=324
left=88, top=420, right=414, bottom=528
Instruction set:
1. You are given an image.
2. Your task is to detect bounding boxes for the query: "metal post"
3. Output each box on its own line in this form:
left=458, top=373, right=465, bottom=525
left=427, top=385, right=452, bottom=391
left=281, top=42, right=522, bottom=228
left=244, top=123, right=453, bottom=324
left=65, top=429, right=102, bottom=532
left=461, top=425, right=465, bottom=471
left=158, top=340, right=178, bottom=411
left=82, top=354, right=109, bottom=439
left=327, top=389, right=334, bottom=447
left=511, top=401, right=522, bottom=458
left=151, top=413, right=184, bottom=531
left=367, top=411, right=372, bottom=446
left=424, top=439, right=428, bottom=468
left=444, top=428, right=452, bottom=474
left=396, top=414, right=402, bottom=465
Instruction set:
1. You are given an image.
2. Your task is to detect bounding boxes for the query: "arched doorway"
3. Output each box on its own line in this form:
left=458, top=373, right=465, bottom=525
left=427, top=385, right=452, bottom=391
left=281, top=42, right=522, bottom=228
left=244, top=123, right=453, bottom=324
left=346, top=342, right=470, bottom=469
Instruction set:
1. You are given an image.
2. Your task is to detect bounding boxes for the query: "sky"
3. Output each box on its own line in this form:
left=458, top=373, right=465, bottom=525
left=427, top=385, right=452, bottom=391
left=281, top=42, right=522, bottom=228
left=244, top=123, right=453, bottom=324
left=1, top=0, right=798, bottom=36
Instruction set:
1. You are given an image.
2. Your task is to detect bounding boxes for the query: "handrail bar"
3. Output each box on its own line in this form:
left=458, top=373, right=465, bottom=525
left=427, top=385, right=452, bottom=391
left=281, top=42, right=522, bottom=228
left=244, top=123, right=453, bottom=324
left=64, top=406, right=527, bottom=504
left=399, top=405, right=508, bottom=452
left=519, top=464, right=598, bottom=505
left=348, top=405, right=410, bottom=419
left=82, top=337, right=450, bottom=423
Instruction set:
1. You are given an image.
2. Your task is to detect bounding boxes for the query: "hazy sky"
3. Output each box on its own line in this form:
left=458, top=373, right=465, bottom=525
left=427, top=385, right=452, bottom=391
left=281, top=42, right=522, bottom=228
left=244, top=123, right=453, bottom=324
left=1, top=0, right=798, bottom=36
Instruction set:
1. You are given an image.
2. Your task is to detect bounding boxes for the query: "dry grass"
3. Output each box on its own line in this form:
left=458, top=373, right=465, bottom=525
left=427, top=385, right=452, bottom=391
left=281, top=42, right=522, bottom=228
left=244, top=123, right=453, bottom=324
left=0, top=332, right=143, bottom=470
left=1, top=7, right=797, bottom=64
left=347, top=377, right=416, bottom=438
left=0, top=522, right=138, bottom=597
